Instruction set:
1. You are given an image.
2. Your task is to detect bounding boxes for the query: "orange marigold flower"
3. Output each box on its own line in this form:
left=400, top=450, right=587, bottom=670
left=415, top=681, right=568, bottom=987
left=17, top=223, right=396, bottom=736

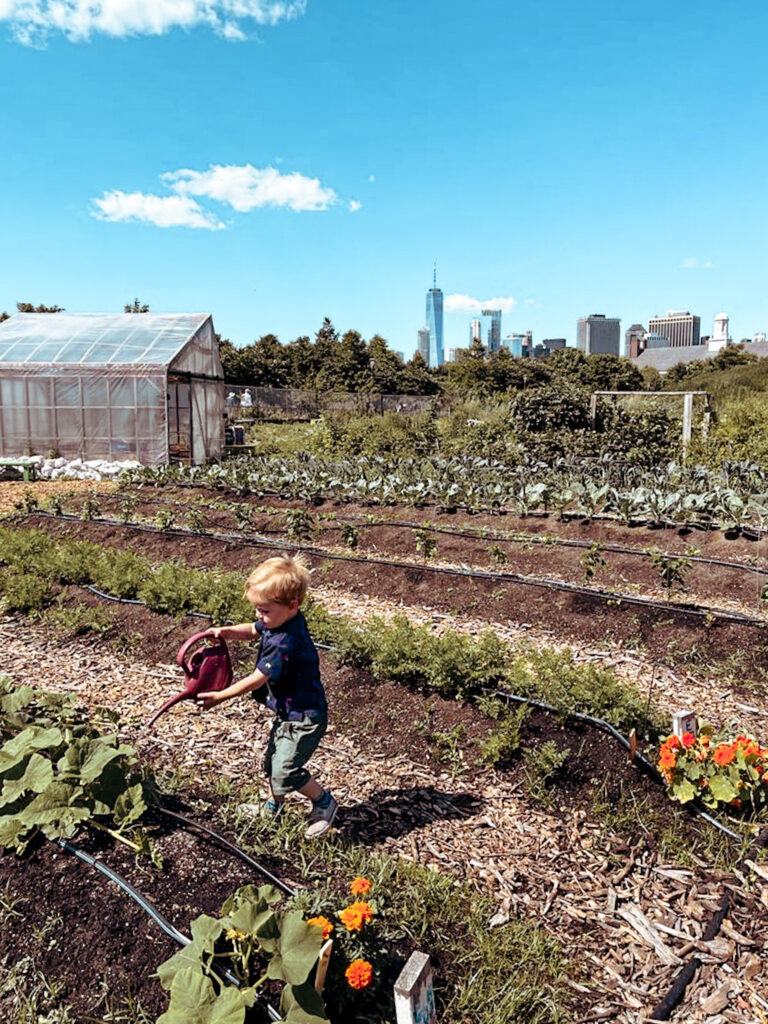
left=339, top=901, right=374, bottom=932
left=659, top=749, right=677, bottom=770
left=666, top=734, right=681, bottom=750
left=350, top=876, right=373, bottom=897
left=700, top=735, right=710, bottom=746
left=307, top=916, right=334, bottom=940
left=730, top=798, right=742, bottom=809
left=713, top=744, right=735, bottom=766
left=681, top=732, right=696, bottom=748
left=345, top=959, right=373, bottom=990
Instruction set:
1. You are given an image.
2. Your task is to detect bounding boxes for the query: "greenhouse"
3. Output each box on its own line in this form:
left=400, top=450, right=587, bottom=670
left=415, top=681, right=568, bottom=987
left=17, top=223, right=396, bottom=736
left=0, top=312, right=224, bottom=465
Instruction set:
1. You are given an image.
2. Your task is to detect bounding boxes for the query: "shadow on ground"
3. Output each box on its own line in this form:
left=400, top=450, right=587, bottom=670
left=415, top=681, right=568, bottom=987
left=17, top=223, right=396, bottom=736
left=337, top=785, right=483, bottom=842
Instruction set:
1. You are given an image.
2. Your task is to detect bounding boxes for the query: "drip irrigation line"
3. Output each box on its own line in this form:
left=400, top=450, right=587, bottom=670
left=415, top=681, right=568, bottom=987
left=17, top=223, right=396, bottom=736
left=154, top=805, right=297, bottom=897
left=488, top=689, right=744, bottom=842
left=22, top=510, right=768, bottom=627
left=56, top=836, right=282, bottom=1019
left=648, top=827, right=768, bottom=1021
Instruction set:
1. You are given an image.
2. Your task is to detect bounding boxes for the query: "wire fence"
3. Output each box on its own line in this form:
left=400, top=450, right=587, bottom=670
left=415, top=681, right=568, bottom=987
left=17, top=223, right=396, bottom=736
left=223, top=385, right=435, bottom=420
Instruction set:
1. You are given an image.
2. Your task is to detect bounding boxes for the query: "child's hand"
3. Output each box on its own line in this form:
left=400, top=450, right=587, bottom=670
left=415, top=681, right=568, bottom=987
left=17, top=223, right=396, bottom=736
left=196, top=691, right=223, bottom=710
left=206, top=627, right=223, bottom=640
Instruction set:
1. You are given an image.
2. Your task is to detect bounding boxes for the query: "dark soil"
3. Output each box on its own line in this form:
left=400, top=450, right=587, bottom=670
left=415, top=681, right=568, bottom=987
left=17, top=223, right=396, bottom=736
left=21, top=498, right=768, bottom=687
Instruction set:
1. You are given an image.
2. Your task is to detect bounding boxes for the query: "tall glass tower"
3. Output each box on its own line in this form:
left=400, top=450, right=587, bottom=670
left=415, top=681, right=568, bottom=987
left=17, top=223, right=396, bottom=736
left=425, top=265, right=444, bottom=367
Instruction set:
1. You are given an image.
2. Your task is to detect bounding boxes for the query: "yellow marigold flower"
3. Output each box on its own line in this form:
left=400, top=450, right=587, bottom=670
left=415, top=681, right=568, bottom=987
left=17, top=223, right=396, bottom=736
left=350, top=876, right=373, bottom=897
left=225, top=928, right=247, bottom=941
left=345, top=959, right=373, bottom=990
left=307, top=916, right=334, bottom=940
left=339, top=900, right=374, bottom=932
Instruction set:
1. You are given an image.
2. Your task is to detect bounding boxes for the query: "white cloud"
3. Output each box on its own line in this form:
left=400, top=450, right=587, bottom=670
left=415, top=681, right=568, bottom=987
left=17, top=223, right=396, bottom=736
left=92, top=190, right=225, bottom=230
left=163, top=164, right=338, bottom=212
left=444, top=294, right=517, bottom=314
left=368, top=174, right=375, bottom=182
left=1, top=0, right=305, bottom=45
left=348, top=199, right=362, bottom=212
left=679, top=256, right=714, bottom=270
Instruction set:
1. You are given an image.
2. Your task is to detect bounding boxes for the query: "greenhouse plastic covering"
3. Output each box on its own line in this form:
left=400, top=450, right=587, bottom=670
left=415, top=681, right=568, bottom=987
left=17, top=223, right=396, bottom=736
left=0, top=313, right=224, bottom=466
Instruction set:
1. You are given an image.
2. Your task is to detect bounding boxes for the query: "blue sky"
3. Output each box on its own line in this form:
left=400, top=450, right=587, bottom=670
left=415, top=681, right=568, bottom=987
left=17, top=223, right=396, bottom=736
left=1, top=0, right=767, bottom=358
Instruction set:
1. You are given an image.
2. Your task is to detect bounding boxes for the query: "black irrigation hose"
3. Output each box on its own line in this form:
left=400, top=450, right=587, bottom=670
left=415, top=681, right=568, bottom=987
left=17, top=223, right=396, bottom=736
left=22, top=510, right=768, bottom=627
left=56, top=836, right=282, bottom=1020
left=488, top=689, right=743, bottom=842
left=648, top=827, right=768, bottom=1021
left=154, top=805, right=297, bottom=897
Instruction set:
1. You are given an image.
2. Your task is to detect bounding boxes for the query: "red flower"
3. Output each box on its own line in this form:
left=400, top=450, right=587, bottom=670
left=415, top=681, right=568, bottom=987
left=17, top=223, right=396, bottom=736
left=713, top=744, right=735, bottom=766
left=346, top=959, right=373, bottom=990
left=681, top=732, right=696, bottom=748
left=350, top=876, right=372, bottom=897
left=307, top=916, right=334, bottom=940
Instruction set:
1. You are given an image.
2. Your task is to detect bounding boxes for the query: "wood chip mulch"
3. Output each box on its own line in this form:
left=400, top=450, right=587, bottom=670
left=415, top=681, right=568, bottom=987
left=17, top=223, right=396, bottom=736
left=3, top=618, right=767, bottom=1024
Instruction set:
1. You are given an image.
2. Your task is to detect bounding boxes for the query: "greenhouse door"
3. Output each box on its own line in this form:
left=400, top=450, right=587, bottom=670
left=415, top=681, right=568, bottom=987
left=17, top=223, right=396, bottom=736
left=167, top=377, right=192, bottom=463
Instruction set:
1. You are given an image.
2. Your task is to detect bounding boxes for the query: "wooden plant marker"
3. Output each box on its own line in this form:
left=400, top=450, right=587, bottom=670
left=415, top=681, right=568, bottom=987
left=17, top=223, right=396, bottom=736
left=314, top=939, right=333, bottom=995
left=394, top=951, right=437, bottom=1024
left=671, top=709, right=696, bottom=738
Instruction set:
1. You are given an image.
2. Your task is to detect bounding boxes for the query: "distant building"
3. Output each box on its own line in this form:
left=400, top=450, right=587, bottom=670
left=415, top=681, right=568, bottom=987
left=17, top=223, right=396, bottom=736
left=501, top=331, right=532, bottom=357
left=648, top=311, right=701, bottom=348
left=709, top=312, right=731, bottom=351
left=447, top=347, right=468, bottom=362
left=469, top=318, right=482, bottom=344
left=417, top=327, right=430, bottom=363
left=482, top=309, right=502, bottom=353
left=425, top=267, right=444, bottom=366
left=625, top=324, right=645, bottom=359
left=541, top=338, right=566, bottom=351
left=576, top=314, right=621, bottom=355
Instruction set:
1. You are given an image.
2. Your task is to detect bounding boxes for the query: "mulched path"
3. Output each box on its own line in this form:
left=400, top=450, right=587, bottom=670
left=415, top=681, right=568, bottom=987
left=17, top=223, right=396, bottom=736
left=1, top=611, right=768, bottom=1024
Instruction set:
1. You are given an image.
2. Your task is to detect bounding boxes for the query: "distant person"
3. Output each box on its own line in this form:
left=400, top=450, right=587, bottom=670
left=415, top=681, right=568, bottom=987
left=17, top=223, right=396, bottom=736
left=226, top=391, right=238, bottom=409
left=197, top=555, right=337, bottom=838
left=240, top=389, right=253, bottom=408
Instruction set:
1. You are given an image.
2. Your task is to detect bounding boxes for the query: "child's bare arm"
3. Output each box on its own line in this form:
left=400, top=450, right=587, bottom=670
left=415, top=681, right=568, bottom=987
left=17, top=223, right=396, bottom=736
left=197, top=668, right=269, bottom=710
left=207, top=623, right=257, bottom=642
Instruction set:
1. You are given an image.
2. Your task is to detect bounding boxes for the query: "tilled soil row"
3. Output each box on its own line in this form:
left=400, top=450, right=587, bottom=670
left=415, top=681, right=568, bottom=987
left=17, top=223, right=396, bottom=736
left=2, top=617, right=767, bottom=1023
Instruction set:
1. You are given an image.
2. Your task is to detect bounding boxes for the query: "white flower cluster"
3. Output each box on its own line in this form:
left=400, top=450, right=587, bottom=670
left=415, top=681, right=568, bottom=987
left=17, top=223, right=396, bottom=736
left=23, top=456, right=143, bottom=481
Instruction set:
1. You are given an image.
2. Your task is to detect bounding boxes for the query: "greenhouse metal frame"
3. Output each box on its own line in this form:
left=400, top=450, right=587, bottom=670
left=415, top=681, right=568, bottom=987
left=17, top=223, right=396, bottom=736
left=0, top=312, right=225, bottom=465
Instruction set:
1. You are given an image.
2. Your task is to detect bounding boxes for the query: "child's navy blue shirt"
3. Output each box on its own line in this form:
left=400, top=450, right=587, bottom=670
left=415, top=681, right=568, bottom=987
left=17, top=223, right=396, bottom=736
left=253, top=610, right=327, bottom=718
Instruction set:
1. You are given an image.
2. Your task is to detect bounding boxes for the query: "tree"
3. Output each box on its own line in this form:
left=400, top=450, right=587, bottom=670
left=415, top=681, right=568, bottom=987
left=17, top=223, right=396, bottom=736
left=399, top=352, right=441, bottom=395
left=0, top=312, right=8, bottom=323
left=16, top=302, right=64, bottom=313
left=285, top=335, right=317, bottom=388
left=367, top=335, right=404, bottom=394
left=124, top=298, right=150, bottom=313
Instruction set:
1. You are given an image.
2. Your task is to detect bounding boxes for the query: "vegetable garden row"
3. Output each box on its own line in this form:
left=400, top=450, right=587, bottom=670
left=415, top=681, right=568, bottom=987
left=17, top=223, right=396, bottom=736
left=1, top=476, right=768, bottom=1023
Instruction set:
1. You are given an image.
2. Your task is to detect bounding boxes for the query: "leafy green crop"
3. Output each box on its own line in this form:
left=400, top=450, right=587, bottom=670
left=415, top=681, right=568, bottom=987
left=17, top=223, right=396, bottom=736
left=0, top=677, right=151, bottom=855
left=156, top=884, right=327, bottom=1024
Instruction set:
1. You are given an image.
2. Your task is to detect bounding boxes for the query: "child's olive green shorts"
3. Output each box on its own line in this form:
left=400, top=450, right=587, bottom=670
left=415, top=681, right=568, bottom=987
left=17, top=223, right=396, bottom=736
left=264, top=712, right=328, bottom=797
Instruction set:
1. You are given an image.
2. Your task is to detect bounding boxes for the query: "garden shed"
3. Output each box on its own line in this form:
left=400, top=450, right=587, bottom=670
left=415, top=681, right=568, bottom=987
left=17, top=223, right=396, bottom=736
left=0, top=312, right=224, bottom=465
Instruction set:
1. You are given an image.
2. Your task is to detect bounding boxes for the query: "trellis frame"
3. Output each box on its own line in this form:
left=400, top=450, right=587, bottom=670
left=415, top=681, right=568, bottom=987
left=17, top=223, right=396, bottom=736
left=589, top=390, right=713, bottom=452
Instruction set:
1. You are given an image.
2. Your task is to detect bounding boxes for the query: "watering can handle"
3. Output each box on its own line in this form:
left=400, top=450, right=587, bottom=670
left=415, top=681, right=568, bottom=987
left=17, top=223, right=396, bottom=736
left=177, top=631, right=214, bottom=676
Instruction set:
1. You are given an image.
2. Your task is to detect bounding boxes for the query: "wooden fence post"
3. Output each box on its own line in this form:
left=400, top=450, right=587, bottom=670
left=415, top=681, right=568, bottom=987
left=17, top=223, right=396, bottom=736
left=394, top=951, right=437, bottom=1024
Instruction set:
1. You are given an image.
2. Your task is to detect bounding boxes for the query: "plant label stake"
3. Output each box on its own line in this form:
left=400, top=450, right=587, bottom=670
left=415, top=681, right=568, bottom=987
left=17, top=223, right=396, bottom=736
left=394, top=951, right=437, bottom=1024
left=672, top=709, right=697, bottom=738
left=146, top=631, right=232, bottom=729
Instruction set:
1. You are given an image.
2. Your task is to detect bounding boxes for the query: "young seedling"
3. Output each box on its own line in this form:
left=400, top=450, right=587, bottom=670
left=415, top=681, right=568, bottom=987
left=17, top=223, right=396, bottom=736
left=647, top=548, right=692, bottom=601
left=340, top=522, right=359, bottom=549
left=414, top=523, right=437, bottom=562
left=580, top=542, right=608, bottom=584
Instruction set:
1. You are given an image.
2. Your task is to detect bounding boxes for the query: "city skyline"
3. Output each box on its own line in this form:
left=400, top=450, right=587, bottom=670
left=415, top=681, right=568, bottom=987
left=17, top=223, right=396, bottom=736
left=2, top=2, right=768, bottom=357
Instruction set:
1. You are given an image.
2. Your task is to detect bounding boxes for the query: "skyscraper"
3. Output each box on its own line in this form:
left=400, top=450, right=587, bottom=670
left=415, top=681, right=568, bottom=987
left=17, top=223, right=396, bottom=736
left=482, top=309, right=502, bottom=353
left=648, top=311, right=701, bottom=348
left=417, top=327, right=430, bottom=363
left=425, top=266, right=444, bottom=367
left=469, top=318, right=482, bottom=344
left=576, top=314, right=621, bottom=355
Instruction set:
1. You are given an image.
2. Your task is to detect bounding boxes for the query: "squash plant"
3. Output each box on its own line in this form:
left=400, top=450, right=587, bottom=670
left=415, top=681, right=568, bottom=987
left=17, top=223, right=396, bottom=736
left=156, top=884, right=327, bottom=1024
left=0, top=676, right=153, bottom=859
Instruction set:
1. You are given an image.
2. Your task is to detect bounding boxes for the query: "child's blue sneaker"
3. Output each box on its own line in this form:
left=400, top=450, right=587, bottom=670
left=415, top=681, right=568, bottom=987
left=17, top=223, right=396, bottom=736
left=263, top=798, right=284, bottom=819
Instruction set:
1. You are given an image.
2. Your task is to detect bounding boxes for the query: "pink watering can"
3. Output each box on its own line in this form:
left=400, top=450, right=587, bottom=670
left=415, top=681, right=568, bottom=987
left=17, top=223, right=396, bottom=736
left=146, top=631, right=233, bottom=729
